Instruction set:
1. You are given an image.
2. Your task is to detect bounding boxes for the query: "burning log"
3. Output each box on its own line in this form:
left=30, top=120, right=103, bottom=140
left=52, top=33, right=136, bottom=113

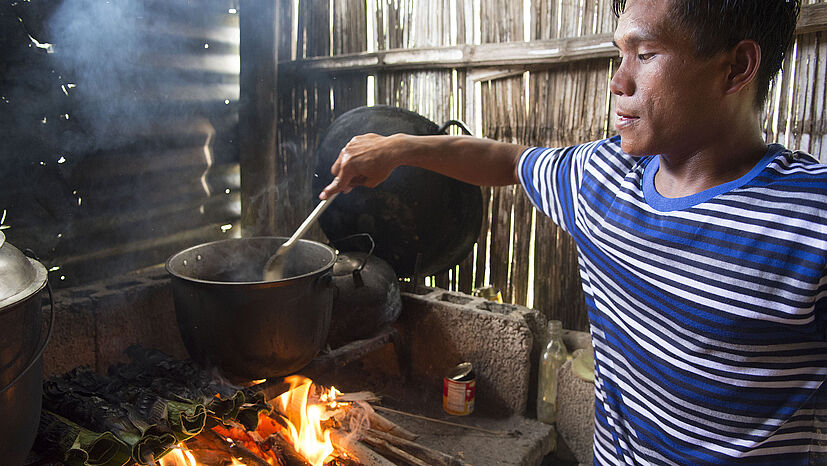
left=329, top=430, right=395, bottom=466
left=199, top=428, right=275, bottom=466
left=266, top=433, right=313, bottom=466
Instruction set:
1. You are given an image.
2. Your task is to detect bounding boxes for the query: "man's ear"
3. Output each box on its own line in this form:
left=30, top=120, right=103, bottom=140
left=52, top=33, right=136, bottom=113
left=725, top=39, right=761, bottom=95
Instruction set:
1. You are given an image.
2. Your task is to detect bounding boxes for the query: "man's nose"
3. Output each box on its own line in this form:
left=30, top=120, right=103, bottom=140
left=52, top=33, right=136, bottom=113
left=609, top=60, right=634, bottom=96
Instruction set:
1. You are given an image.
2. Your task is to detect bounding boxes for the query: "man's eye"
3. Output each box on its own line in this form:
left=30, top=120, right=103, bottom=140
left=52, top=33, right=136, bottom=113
left=638, top=53, right=654, bottom=61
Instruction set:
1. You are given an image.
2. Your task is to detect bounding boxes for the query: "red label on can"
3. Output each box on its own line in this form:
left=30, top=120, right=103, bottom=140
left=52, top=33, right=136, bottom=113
left=443, top=377, right=475, bottom=416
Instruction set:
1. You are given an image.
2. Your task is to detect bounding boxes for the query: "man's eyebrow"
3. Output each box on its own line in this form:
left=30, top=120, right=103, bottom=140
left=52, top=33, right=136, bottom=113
left=612, top=30, right=659, bottom=49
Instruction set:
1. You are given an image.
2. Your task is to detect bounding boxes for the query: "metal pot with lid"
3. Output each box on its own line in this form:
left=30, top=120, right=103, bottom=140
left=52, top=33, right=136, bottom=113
left=313, top=105, right=483, bottom=278
left=0, top=231, right=55, bottom=466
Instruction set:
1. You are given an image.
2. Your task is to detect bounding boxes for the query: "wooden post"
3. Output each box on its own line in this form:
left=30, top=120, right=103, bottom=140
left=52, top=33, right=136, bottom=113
left=239, top=0, right=279, bottom=236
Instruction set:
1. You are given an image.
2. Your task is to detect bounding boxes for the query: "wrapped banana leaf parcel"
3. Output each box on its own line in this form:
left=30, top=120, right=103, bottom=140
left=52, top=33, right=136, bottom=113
left=110, top=345, right=272, bottom=430
left=35, top=346, right=271, bottom=465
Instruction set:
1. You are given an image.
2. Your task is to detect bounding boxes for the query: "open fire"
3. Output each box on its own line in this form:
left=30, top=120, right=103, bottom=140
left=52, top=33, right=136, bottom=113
left=33, top=343, right=476, bottom=466
left=157, top=376, right=356, bottom=466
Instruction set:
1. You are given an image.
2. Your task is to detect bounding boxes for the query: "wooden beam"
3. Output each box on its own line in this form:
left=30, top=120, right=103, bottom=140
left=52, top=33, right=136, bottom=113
left=239, top=0, right=279, bottom=236
left=797, top=3, right=827, bottom=35
left=280, top=33, right=617, bottom=75
left=280, top=3, right=827, bottom=76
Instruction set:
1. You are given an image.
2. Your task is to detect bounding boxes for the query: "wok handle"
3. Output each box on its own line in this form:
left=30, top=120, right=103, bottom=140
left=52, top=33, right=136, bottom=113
left=437, top=119, right=474, bottom=136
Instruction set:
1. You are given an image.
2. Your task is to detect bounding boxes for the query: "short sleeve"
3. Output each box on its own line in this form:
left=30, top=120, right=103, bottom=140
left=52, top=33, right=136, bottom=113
left=517, top=139, right=605, bottom=234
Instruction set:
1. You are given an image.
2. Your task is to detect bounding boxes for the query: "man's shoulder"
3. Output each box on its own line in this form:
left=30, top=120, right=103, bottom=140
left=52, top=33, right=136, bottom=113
left=763, top=145, right=827, bottom=186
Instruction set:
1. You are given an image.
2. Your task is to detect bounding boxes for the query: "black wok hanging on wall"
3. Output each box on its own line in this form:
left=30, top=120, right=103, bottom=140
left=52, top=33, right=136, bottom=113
left=312, top=106, right=483, bottom=278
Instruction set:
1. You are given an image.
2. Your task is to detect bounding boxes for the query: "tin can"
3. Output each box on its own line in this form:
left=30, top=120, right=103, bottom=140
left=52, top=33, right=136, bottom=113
left=472, top=286, right=503, bottom=303
left=443, top=362, right=475, bottom=416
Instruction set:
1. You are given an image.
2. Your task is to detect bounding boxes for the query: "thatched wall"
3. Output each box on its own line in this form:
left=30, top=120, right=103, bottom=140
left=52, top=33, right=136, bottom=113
left=276, top=0, right=827, bottom=330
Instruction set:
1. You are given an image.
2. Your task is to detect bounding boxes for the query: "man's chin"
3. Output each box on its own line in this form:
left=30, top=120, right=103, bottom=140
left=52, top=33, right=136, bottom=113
left=618, top=136, right=656, bottom=157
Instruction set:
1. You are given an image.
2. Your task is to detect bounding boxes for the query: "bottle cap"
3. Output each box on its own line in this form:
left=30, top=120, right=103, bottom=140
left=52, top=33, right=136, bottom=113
left=548, top=320, right=563, bottom=332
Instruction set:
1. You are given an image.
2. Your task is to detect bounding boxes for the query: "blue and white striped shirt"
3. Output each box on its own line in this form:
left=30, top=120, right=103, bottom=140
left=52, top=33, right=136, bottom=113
left=518, top=136, right=827, bottom=464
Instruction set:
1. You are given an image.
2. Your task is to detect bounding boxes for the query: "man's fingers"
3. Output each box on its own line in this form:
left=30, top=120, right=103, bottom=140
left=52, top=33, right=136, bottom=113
left=320, top=176, right=343, bottom=200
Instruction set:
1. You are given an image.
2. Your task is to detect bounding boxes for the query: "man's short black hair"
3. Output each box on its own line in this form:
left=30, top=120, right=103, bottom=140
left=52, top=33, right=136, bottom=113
left=612, top=0, right=801, bottom=106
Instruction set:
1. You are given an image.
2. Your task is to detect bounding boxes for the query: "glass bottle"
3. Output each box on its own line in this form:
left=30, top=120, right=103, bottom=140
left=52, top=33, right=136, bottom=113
left=537, top=320, right=568, bottom=424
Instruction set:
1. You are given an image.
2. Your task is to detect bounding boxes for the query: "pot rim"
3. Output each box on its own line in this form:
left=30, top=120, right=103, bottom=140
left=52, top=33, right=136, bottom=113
left=0, top=262, right=47, bottom=314
left=165, top=236, right=337, bottom=285
left=0, top=231, right=48, bottom=314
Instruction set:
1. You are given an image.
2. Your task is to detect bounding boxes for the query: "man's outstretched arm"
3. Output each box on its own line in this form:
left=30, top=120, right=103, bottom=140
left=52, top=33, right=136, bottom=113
left=320, top=133, right=528, bottom=199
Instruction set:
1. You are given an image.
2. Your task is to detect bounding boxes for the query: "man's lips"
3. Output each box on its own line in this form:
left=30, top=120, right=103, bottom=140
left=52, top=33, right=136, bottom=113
left=615, top=111, right=639, bottom=130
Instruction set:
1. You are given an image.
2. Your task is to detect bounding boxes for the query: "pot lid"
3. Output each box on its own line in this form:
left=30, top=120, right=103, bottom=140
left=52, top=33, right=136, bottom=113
left=0, top=231, right=48, bottom=311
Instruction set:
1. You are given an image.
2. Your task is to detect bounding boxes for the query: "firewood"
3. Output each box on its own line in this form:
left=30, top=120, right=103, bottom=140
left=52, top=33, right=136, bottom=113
left=367, top=429, right=469, bottom=466
left=329, top=430, right=395, bottom=466
left=373, top=406, right=514, bottom=437
left=200, top=428, right=274, bottom=466
left=362, top=435, right=430, bottom=466
left=368, top=410, right=419, bottom=441
left=335, top=391, right=381, bottom=403
left=266, top=433, right=313, bottom=466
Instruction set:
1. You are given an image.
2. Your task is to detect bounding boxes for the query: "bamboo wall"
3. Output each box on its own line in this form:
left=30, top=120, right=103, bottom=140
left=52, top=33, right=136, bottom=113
left=277, top=0, right=827, bottom=331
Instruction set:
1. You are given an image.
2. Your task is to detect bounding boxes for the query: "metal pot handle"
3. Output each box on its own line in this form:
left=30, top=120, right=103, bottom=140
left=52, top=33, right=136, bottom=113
left=0, top=253, right=55, bottom=395
left=437, top=119, right=474, bottom=136
left=331, top=232, right=375, bottom=273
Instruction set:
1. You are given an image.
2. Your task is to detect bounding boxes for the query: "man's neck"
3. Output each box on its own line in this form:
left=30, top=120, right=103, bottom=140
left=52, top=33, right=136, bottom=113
left=654, top=131, right=768, bottom=199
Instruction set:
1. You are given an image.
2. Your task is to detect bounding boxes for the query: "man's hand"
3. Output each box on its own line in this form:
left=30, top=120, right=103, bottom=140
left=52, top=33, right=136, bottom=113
left=320, top=133, right=401, bottom=200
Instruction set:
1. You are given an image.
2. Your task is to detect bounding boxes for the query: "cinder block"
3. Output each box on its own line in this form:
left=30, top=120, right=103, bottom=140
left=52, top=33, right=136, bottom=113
left=556, top=359, right=595, bottom=464
left=42, top=288, right=97, bottom=376
left=42, top=267, right=187, bottom=376
left=91, top=272, right=187, bottom=370
left=399, top=288, right=544, bottom=416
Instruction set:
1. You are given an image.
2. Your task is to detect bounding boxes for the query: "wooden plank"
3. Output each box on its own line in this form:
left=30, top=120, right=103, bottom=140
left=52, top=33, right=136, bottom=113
left=281, top=33, right=617, bottom=73
left=797, top=3, right=827, bottom=35
left=281, top=2, right=826, bottom=76
left=239, top=0, right=279, bottom=236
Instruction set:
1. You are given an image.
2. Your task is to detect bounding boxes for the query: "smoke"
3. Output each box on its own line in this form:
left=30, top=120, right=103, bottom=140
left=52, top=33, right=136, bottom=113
left=48, top=0, right=176, bottom=147
left=346, top=401, right=373, bottom=439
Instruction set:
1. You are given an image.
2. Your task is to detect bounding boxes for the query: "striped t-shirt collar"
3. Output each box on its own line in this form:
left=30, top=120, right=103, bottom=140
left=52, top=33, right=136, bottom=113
left=642, top=144, right=786, bottom=212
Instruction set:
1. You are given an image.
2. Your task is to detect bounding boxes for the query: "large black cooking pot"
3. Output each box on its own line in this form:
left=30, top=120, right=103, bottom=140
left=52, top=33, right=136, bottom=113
left=313, top=105, right=483, bottom=278
left=166, top=237, right=336, bottom=380
left=0, top=231, right=53, bottom=466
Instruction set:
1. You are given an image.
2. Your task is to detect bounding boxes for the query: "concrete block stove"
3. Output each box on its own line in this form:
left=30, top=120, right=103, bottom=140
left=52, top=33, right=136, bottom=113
left=39, top=267, right=595, bottom=465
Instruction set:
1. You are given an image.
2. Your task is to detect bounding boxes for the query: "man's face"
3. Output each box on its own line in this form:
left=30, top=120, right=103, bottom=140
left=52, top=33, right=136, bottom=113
left=611, top=0, right=729, bottom=157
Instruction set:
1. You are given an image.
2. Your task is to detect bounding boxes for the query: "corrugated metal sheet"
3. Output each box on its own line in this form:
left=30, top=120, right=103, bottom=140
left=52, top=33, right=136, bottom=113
left=1, top=0, right=241, bottom=287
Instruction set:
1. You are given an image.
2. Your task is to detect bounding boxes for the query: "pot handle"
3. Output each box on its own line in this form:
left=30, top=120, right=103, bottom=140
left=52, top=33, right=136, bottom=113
left=0, top=251, right=55, bottom=395
left=437, top=119, right=474, bottom=136
left=331, top=232, right=375, bottom=275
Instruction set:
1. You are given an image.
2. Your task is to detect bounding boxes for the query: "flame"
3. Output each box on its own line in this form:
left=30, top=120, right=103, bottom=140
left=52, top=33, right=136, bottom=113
left=275, top=376, right=337, bottom=466
left=159, top=443, right=247, bottom=466
left=158, top=446, right=199, bottom=466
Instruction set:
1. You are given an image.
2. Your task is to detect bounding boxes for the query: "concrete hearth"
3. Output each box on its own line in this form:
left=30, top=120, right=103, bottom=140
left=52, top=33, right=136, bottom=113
left=41, top=267, right=595, bottom=465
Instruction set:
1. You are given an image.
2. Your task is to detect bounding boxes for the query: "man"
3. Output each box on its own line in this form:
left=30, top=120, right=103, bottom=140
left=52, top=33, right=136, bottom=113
left=321, top=0, right=827, bottom=463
